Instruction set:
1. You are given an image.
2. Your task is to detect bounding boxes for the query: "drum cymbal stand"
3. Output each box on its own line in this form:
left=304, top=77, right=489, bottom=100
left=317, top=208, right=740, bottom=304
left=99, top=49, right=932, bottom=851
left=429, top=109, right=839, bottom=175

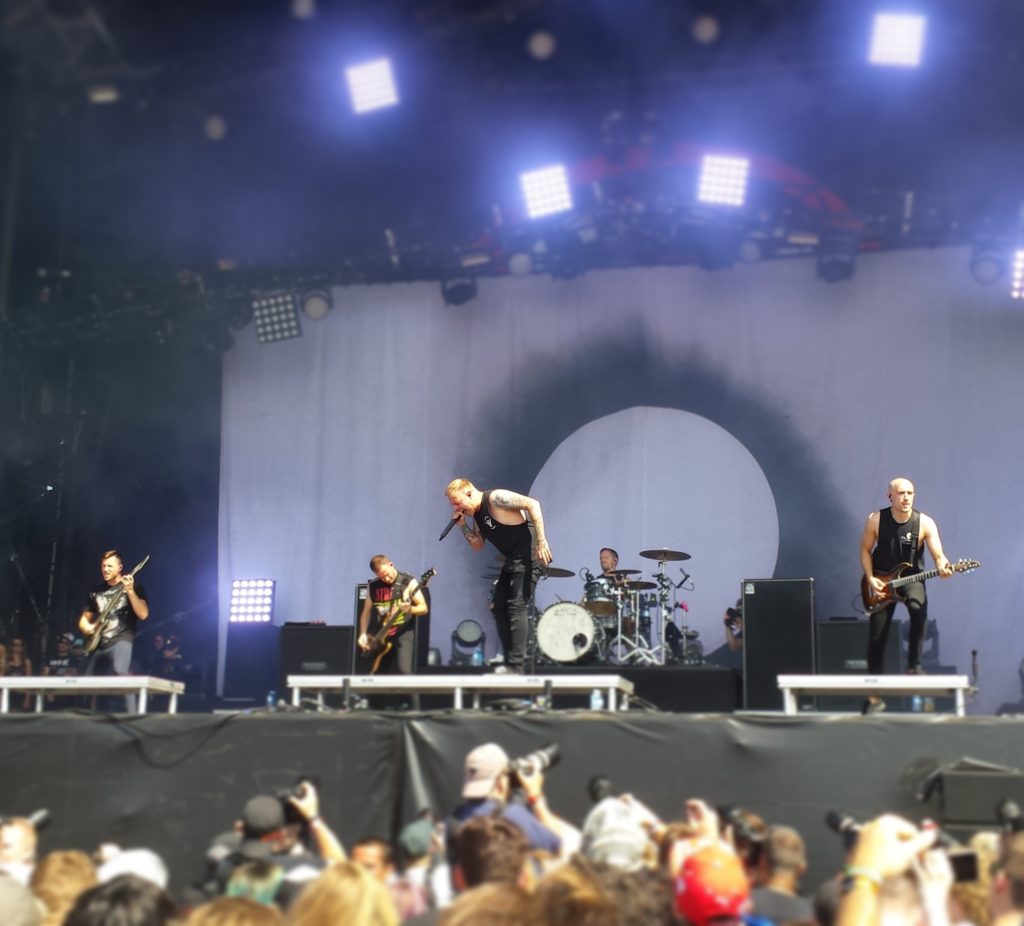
left=606, top=586, right=635, bottom=665
left=621, top=587, right=658, bottom=665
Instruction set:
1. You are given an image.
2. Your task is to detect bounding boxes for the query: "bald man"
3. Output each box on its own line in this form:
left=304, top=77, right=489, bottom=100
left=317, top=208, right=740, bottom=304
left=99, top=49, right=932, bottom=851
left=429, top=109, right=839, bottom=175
left=860, top=477, right=953, bottom=711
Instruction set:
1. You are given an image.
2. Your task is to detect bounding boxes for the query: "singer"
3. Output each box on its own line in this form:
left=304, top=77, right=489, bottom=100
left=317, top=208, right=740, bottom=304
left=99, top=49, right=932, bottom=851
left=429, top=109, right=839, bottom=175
left=445, top=478, right=552, bottom=673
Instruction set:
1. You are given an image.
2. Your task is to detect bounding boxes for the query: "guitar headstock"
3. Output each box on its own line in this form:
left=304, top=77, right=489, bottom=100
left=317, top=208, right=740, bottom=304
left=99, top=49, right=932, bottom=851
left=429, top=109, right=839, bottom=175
left=422, top=567, right=437, bottom=584
left=953, top=558, right=981, bottom=574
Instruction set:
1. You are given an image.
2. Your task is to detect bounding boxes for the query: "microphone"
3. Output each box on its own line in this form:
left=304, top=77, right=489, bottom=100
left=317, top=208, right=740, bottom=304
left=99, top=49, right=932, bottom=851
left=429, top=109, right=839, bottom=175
left=439, top=517, right=459, bottom=542
left=971, top=649, right=979, bottom=685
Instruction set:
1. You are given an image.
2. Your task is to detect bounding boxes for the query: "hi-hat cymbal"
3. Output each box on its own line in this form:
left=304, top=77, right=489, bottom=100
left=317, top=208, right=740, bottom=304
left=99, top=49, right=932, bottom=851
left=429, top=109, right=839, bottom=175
left=606, top=569, right=641, bottom=577
left=624, top=580, right=657, bottom=590
left=639, top=548, right=691, bottom=561
left=539, top=566, right=575, bottom=578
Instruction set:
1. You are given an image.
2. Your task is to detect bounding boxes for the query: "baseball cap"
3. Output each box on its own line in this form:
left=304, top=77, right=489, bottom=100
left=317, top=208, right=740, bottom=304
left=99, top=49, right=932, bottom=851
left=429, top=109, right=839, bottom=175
left=674, top=843, right=750, bottom=926
left=581, top=797, right=654, bottom=872
left=462, top=743, right=509, bottom=799
left=59, top=633, right=75, bottom=644
left=240, top=795, right=286, bottom=859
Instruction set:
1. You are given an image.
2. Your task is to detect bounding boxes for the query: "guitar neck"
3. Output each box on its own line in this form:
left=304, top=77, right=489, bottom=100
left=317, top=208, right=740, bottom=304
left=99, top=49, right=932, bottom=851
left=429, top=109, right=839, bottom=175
left=888, top=566, right=942, bottom=589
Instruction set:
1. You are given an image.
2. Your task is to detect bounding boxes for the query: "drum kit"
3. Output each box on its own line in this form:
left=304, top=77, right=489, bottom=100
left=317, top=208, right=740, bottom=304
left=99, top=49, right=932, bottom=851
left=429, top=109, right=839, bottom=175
left=529, top=548, right=700, bottom=667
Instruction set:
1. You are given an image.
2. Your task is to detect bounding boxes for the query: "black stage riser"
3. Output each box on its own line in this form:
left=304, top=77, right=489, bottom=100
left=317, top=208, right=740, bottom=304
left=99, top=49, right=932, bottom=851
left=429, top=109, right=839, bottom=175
left=5, top=713, right=1024, bottom=899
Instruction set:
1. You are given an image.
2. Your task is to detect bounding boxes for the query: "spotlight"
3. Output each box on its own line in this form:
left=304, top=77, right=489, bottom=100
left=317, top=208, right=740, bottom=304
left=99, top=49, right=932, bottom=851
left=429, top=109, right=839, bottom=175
left=345, top=58, right=399, bottom=114
left=450, top=619, right=485, bottom=666
left=251, top=291, right=301, bottom=343
left=697, top=155, right=750, bottom=207
left=86, top=83, right=119, bottom=105
left=1012, top=250, right=1024, bottom=299
left=970, top=245, right=1006, bottom=287
left=301, top=289, right=333, bottom=320
left=520, top=165, right=573, bottom=219
left=441, top=278, right=478, bottom=307
left=817, top=233, right=859, bottom=283
left=869, top=13, right=926, bottom=68
left=229, top=579, right=276, bottom=623
left=527, top=30, right=557, bottom=61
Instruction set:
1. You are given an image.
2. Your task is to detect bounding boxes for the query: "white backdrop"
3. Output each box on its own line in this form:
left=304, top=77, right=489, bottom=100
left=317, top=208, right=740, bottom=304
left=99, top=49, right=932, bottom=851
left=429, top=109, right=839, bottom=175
left=220, top=248, right=1024, bottom=713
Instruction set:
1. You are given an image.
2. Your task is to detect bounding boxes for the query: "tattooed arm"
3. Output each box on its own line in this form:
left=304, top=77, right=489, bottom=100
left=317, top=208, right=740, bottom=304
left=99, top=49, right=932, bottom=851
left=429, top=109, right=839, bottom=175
left=456, top=513, right=485, bottom=551
left=490, top=489, right=553, bottom=564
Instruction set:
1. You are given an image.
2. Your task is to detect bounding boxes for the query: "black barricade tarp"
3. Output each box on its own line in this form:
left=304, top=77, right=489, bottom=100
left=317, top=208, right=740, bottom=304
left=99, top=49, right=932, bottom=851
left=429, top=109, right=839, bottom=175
left=4, top=710, right=1024, bottom=896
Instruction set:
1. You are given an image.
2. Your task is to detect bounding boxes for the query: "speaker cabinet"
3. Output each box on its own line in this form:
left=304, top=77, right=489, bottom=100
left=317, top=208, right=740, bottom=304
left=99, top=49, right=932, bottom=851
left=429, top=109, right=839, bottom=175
left=278, top=625, right=354, bottom=694
left=224, top=622, right=279, bottom=703
left=815, top=618, right=903, bottom=710
left=742, top=578, right=815, bottom=710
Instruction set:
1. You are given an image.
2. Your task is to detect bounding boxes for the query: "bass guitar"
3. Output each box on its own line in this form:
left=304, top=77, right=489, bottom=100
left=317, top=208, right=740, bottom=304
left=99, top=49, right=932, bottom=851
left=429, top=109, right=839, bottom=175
left=84, top=555, right=150, bottom=654
left=861, top=557, right=980, bottom=616
left=367, top=568, right=436, bottom=674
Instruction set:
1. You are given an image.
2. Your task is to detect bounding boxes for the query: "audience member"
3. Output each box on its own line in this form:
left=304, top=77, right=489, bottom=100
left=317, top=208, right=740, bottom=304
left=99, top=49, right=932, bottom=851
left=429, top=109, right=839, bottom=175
left=225, top=861, right=286, bottom=907
left=29, top=849, right=97, bottom=926
left=437, top=883, right=531, bottom=926
left=0, top=816, right=39, bottom=884
left=62, top=873, right=179, bottom=926
left=185, top=896, right=284, bottom=926
left=750, top=824, right=815, bottom=923
left=285, top=860, right=398, bottom=926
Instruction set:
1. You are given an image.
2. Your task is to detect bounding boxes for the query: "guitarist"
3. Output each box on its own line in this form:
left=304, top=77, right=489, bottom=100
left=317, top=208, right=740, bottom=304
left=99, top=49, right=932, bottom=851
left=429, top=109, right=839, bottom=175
left=357, top=555, right=427, bottom=675
left=79, top=549, right=150, bottom=710
left=859, top=478, right=952, bottom=713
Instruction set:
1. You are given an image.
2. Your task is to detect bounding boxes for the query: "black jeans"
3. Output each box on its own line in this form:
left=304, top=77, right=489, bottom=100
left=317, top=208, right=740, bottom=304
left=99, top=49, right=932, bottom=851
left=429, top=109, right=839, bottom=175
left=867, top=580, right=927, bottom=673
left=491, top=557, right=533, bottom=670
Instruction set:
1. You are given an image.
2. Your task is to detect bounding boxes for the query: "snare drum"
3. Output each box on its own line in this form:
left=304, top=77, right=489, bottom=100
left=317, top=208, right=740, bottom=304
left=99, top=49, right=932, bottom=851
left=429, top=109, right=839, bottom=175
left=536, top=602, right=603, bottom=663
left=582, top=577, right=617, bottom=617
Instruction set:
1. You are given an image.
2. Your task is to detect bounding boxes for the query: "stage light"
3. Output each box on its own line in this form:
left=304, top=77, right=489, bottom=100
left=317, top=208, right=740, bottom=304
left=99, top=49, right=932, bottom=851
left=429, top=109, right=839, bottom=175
left=345, top=58, right=399, bottom=114
left=697, top=155, right=750, bottom=207
left=441, top=278, right=478, bottom=306
left=301, top=289, right=333, bottom=320
left=450, top=619, right=485, bottom=666
left=521, top=165, right=573, bottom=219
left=869, top=13, right=926, bottom=68
left=817, top=233, right=858, bottom=283
left=252, top=291, right=302, bottom=343
left=1012, top=250, right=1024, bottom=299
left=86, top=83, right=119, bottom=105
left=527, top=30, right=557, bottom=61
left=970, top=245, right=1005, bottom=286
left=229, top=579, right=276, bottom=623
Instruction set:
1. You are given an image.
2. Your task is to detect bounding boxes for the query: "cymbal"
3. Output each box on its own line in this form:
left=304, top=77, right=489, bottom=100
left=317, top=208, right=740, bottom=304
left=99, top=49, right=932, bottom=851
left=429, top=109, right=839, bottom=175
left=639, top=548, right=691, bottom=561
left=624, top=580, right=657, bottom=590
left=606, top=569, right=641, bottom=577
left=539, top=566, right=575, bottom=578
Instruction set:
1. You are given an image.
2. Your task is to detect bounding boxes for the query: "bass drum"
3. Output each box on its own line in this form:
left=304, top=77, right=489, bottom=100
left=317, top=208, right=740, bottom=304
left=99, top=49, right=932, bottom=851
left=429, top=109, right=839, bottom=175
left=536, top=602, right=603, bottom=664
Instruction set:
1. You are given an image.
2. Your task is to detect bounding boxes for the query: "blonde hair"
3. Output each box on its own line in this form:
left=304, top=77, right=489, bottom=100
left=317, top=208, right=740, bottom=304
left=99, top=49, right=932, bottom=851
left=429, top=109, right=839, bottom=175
left=186, top=897, right=283, bottom=926
left=440, top=883, right=530, bottom=926
left=286, top=861, right=398, bottom=926
left=30, top=850, right=98, bottom=926
left=446, top=478, right=473, bottom=496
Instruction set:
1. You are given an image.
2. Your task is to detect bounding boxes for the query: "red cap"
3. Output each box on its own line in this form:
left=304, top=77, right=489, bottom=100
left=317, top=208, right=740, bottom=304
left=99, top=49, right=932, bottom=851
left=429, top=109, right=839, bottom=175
left=674, top=843, right=750, bottom=926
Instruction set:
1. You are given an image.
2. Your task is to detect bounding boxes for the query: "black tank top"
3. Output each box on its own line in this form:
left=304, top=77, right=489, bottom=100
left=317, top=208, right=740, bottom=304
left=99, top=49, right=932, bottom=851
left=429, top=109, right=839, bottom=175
left=872, top=508, right=923, bottom=573
left=475, top=491, right=533, bottom=562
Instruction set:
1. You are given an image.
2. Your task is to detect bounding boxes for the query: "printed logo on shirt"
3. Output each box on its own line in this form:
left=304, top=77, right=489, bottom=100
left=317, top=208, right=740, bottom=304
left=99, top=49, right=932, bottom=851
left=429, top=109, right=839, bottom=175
left=484, top=516, right=495, bottom=529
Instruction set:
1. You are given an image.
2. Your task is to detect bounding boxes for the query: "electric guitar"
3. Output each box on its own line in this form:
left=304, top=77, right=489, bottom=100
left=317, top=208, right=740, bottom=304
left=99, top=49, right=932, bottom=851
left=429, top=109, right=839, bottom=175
left=366, top=568, right=436, bottom=674
left=861, top=557, right=980, bottom=616
left=84, top=555, right=150, bottom=654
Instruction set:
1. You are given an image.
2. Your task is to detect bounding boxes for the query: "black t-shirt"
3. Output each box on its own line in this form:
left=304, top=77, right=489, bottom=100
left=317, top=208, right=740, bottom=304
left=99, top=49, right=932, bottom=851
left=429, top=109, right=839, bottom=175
left=85, top=581, right=149, bottom=646
left=368, top=572, right=416, bottom=636
left=872, top=508, right=923, bottom=573
left=45, top=654, right=80, bottom=676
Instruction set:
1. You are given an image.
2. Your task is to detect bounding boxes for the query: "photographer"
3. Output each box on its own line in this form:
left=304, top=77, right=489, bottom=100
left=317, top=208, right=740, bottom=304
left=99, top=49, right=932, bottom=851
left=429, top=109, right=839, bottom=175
left=211, top=780, right=345, bottom=903
left=450, top=743, right=580, bottom=862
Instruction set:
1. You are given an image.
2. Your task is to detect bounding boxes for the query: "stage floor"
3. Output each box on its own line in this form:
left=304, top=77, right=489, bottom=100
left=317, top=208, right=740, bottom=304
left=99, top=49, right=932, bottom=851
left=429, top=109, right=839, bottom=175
left=4, top=708, right=1024, bottom=898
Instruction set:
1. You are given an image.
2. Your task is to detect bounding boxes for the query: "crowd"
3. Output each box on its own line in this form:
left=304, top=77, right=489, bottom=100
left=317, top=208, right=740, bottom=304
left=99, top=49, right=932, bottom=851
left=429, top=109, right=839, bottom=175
left=2, top=738, right=1021, bottom=926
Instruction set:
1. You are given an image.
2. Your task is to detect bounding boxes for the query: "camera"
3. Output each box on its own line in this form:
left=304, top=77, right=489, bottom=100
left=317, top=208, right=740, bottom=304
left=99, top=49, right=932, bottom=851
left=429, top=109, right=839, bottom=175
left=510, top=743, right=561, bottom=778
left=825, top=810, right=980, bottom=883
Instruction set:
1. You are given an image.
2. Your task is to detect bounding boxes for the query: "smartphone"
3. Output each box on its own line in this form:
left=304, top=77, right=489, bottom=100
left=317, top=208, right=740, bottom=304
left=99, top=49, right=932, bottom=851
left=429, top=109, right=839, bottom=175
left=948, top=849, right=979, bottom=883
